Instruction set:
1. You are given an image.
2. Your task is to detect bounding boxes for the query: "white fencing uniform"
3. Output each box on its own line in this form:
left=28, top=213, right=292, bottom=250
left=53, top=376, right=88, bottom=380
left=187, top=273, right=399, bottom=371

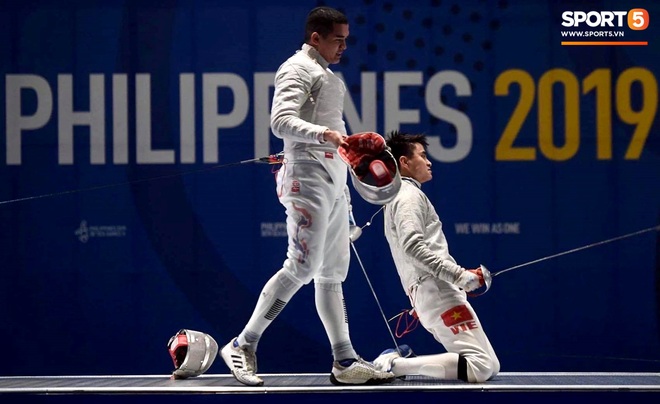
left=223, top=14, right=395, bottom=386
left=384, top=177, right=500, bottom=382
left=271, top=43, right=350, bottom=284
left=230, top=42, right=358, bottom=362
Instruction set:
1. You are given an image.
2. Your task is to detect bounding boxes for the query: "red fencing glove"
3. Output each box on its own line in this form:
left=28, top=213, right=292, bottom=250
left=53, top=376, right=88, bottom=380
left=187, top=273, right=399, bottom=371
left=339, top=132, right=387, bottom=178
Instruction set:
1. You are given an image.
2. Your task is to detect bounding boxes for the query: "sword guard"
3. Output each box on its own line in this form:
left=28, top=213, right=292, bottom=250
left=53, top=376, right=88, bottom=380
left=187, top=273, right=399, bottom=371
left=467, top=264, right=492, bottom=298
left=258, top=151, right=285, bottom=164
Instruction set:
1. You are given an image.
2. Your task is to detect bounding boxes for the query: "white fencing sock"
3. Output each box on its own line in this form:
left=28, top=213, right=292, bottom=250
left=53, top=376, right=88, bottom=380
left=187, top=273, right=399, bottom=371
left=237, top=270, right=302, bottom=351
left=315, top=282, right=358, bottom=361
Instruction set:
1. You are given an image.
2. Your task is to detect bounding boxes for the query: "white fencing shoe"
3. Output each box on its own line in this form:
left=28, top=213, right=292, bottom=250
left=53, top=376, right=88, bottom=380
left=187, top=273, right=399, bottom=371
left=220, top=338, right=264, bottom=386
left=330, top=357, right=395, bottom=385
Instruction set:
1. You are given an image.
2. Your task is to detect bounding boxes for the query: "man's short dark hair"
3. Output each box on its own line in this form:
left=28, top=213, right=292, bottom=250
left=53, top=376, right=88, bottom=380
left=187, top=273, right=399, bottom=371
left=385, top=130, right=429, bottom=161
left=305, top=6, right=348, bottom=42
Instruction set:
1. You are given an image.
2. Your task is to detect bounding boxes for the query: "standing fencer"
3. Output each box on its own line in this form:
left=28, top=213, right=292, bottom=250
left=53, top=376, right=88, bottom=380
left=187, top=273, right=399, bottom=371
left=372, top=131, right=500, bottom=383
left=220, top=6, right=395, bottom=386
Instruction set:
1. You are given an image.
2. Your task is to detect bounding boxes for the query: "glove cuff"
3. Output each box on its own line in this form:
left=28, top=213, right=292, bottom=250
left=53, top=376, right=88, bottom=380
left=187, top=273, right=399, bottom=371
left=317, top=128, right=329, bottom=144
left=434, top=260, right=464, bottom=283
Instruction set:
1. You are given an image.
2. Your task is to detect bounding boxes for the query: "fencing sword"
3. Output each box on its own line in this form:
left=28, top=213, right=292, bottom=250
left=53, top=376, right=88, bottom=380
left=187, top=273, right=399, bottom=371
left=0, top=152, right=285, bottom=206
left=352, top=206, right=659, bottom=299
left=351, top=205, right=659, bottom=355
left=348, top=208, right=405, bottom=356
left=469, top=224, right=660, bottom=297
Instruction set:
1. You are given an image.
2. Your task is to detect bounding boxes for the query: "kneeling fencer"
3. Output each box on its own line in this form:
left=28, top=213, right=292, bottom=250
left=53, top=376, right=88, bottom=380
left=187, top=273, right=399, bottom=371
left=372, top=131, right=500, bottom=383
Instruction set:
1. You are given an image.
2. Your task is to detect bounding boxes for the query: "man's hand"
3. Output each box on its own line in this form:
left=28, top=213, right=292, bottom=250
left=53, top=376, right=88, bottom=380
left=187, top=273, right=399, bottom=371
left=323, top=129, right=348, bottom=148
left=344, top=132, right=385, bottom=154
left=455, top=267, right=486, bottom=292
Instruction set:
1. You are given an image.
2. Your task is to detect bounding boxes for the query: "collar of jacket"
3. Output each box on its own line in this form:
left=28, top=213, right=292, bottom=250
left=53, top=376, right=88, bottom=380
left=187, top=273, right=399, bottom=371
left=301, top=43, right=330, bottom=69
left=402, top=176, right=421, bottom=189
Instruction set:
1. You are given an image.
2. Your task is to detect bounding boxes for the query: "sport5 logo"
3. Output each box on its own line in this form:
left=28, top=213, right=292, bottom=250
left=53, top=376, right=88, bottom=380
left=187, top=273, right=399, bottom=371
left=561, top=9, right=649, bottom=30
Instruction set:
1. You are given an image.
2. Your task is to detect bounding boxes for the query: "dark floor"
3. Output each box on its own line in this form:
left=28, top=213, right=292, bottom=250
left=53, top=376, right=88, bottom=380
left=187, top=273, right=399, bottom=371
left=1, top=372, right=660, bottom=394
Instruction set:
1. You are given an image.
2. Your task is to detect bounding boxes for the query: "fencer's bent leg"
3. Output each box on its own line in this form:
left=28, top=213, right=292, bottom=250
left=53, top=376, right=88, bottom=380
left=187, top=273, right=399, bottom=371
left=411, top=278, right=499, bottom=382
left=242, top=160, right=349, bottom=356
left=389, top=352, right=460, bottom=379
left=237, top=270, right=303, bottom=351
left=236, top=163, right=330, bottom=350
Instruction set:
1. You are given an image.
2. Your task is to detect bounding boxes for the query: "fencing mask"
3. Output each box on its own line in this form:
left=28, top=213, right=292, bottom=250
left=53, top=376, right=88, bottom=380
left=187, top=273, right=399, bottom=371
left=167, top=329, right=218, bottom=379
left=338, top=132, right=401, bottom=205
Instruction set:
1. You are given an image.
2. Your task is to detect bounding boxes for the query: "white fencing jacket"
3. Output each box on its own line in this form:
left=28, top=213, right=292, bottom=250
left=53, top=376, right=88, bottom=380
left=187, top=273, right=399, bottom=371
left=270, top=43, right=347, bottom=156
left=384, top=177, right=464, bottom=294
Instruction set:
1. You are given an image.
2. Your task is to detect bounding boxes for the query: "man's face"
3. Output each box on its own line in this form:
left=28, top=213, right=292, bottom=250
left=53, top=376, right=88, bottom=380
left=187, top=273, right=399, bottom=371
left=311, top=23, right=349, bottom=64
left=402, top=143, right=432, bottom=184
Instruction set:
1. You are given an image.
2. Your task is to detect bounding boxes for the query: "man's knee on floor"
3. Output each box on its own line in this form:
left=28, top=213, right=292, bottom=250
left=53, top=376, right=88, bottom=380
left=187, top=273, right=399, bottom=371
left=460, top=354, right=498, bottom=383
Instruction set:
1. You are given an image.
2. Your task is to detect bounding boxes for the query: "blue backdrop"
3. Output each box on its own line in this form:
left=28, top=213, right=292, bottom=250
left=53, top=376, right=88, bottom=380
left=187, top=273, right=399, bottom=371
left=1, top=0, right=659, bottom=376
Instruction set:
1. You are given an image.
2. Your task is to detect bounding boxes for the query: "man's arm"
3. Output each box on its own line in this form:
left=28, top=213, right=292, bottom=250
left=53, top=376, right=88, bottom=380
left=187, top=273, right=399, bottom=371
left=390, top=193, right=464, bottom=283
left=270, top=62, right=328, bottom=144
left=391, top=194, right=485, bottom=292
